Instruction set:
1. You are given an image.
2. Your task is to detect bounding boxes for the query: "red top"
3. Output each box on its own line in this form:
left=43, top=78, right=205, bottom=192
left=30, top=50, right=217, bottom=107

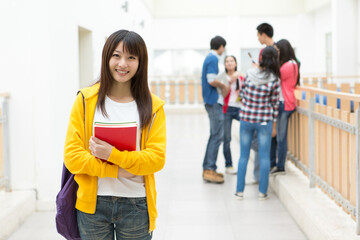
left=280, top=60, right=298, bottom=111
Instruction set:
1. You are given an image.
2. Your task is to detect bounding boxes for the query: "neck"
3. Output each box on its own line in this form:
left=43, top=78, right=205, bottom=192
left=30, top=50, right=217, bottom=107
left=265, top=38, right=274, bottom=46
left=213, top=49, right=221, bottom=56
left=227, top=70, right=235, bottom=75
left=108, top=81, right=134, bottom=103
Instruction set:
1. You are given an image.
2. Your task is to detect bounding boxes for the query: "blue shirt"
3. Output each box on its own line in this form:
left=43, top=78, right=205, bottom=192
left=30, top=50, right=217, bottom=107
left=201, top=52, right=219, bottom=105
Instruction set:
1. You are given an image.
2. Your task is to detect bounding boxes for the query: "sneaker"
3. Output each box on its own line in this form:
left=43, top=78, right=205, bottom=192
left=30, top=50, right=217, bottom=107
left=203, top=170, right=224, bottom=184
left=234, top=192, right=244, bottom=200
left=270, top=166, right=277, bottom=173
left=247, top=179, right=259, bottom=185
left=258, top=193, right=269, bottom=200
left=225, top=167, right=237, bottom=175
left=271, top=169, right=286, bottom=175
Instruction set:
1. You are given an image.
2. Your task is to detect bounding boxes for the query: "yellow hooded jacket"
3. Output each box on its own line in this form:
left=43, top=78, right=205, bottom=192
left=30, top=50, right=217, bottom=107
left=64, top=84, right=166, bottom=232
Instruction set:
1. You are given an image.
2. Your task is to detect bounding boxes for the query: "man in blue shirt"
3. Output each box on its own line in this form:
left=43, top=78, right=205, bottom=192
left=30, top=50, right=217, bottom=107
left=202, top=36, right=228, bottom=183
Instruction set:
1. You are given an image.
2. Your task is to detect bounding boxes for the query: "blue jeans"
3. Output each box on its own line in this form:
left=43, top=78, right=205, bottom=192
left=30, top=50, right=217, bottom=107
left=223, top=106, right=240, bottom=167
left=270, top=102, right=295, bottom=171
left=203, top=103, right=224, bottom=171
left=77, top=196, right=152, bottom=240
left=250, top=133, right=260, bottom=181
left=237, top=121, right=273, bottom=194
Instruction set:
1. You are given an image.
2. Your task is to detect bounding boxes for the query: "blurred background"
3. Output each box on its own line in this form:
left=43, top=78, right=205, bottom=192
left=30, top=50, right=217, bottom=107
left=0, top=0, right=359, bottom=239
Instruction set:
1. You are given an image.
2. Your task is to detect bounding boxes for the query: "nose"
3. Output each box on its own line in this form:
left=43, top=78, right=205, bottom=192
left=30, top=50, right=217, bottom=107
left=117, top=58, right=127, bottom=68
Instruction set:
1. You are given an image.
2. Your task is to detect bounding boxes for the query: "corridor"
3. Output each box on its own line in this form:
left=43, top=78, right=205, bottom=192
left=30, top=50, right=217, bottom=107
left=7, top=110, right=307, bottom=240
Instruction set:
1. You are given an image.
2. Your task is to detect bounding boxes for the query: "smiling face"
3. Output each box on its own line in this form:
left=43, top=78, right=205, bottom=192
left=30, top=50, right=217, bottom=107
left=109, top=41, right=139, bottom=85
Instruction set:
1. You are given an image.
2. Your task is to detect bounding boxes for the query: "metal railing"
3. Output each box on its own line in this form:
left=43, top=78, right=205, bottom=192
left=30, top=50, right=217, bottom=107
left=0, top=93, right=11, bottom=192
left=287, top=86, right=360, bottom=234
left=150, top=75, right=360, bottom=233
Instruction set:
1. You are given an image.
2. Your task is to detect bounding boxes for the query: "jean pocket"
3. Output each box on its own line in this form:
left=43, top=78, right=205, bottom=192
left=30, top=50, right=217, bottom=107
left=130, top=198, right=148, bottom=213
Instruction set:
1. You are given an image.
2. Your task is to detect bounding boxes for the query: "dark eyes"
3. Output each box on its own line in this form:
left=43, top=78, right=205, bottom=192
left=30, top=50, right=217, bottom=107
left=112, top=54, right=136, bottom=60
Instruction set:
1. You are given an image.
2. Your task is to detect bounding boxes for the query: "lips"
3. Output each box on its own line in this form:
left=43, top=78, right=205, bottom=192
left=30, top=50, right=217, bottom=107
left=115, top=69, right=129, bottom=76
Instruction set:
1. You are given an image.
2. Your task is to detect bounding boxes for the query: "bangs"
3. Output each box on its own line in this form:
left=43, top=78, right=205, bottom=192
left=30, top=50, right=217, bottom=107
left=122, top=33, right=141, bottom=57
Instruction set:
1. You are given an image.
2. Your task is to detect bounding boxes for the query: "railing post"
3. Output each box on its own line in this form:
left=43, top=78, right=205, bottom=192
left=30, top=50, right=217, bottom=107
left=356, top=102, right=360, bottom=234
left=194, top=78, right=199, bottom=105
left=184, top=78, right=189, bottom=105
left=308, top=93, right=315, bottom=188
left=175, top=80, right=180, bottom=105
left=165, top=80, right=170, bottom=104
left=2, top=96, right=11, bottom=192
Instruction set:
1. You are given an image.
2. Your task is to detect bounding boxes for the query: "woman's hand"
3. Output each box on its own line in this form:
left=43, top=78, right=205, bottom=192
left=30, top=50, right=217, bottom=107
left=221, top=83, right=230, bottom=97
left=272, top=122, right=277, bottom=137
left=89, top=136, right=113, bottom=160
left=118, top=167, right=136, bottom=178
left=230, top=71, right=241, bottom=83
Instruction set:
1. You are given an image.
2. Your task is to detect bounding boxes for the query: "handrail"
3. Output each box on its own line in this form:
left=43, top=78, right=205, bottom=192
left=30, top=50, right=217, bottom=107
left=0, top=93, right=10, bottom=98
left=302, top=75, right=360, bottom=78
left=296, top=86, right=360, bottom=103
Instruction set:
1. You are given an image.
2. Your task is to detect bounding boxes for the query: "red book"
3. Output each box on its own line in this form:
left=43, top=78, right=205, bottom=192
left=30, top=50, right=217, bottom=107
left=94, top=122, right=137, bottom=161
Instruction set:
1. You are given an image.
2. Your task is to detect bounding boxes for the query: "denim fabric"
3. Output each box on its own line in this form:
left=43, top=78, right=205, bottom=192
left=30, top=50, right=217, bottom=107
left=250, top=132, right=260, bottom=182
left=77, top=196, right=152, bottom=240
left=270, top=102, right=294, bottom=171
left=253, top=151, right=260, bottom=182
left=237, top=120, right=273, bottom=194
left=203, top=103, right=224, bottom=171
left=223, top=106, right=240, bottom=167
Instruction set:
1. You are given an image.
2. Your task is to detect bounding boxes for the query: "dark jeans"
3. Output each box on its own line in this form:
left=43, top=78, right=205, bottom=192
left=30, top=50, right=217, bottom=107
left=77, top=196, right=152, bottom=240
left=270, top=102, right=295, bottom=171
left=203, top=103, right=224, bottom=171
left=223, top=106, right=240, bottom=167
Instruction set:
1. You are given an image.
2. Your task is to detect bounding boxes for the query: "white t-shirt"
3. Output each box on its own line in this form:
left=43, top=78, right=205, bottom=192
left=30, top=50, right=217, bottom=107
left=94, top=96, right=146, bottom=198
left=217, top=72, right=242, bottom=108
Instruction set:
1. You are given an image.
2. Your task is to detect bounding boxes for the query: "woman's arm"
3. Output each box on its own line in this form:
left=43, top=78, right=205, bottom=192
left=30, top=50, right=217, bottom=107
left=107, top=107, right=167, bottom=176
left=64, top=93, right=118, bottom=178
left=270, top=80, right=280, bottom=121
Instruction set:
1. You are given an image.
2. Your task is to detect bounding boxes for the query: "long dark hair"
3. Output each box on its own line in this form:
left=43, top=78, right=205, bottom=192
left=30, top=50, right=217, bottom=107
left=96, top=30, right=152, bottom=128
left=259, top=46, right=280, bottom=78
left=275, top=39, right=301, bottom=85
left=224, top=55, right=237, bottom=73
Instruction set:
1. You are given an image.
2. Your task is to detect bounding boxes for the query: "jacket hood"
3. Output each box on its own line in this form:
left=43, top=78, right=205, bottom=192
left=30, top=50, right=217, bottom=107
left=79, top=83, right=165, bottom=114
left=246, top=68, right=277, bottom=86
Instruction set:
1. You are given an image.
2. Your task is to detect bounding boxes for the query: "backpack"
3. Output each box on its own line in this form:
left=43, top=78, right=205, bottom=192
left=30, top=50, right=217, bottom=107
left=55, top=91, right=84, bottom=240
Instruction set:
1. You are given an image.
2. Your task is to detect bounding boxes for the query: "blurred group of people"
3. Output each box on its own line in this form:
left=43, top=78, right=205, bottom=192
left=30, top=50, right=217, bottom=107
left=201, top=23, right=300, bottom=200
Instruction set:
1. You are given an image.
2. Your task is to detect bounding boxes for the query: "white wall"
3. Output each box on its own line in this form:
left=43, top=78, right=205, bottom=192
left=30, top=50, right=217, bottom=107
left=153, top=15, right=322, bottom=74
left=152, top=0, right=305, bottom=17
left=331, top=0, right=357, bottom=80
left=0, top=0, right=153, bottom=209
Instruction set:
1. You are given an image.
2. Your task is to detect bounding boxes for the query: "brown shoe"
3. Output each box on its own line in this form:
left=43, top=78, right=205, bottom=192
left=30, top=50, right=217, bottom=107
left=203, top=170, right=224, bottom=183
left=216, top=172, right=224, bottom=177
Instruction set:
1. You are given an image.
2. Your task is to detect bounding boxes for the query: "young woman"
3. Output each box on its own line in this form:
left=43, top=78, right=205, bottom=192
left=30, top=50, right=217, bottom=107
left=64, top=30, right=166, bottom=240
left=270, top=39, right=300, bottom=175
left=235, top=46, right=280, bottom=200
left=217, top=56, right=242, bottom=175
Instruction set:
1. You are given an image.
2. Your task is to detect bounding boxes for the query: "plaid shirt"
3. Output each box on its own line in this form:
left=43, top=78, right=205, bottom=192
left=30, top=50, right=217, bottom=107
left=239, top=76, right=280, bottom=123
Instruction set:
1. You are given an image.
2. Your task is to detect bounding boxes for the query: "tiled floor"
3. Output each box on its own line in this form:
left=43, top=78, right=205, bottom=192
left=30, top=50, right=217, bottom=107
left=7, top=111, right=307, bottom=240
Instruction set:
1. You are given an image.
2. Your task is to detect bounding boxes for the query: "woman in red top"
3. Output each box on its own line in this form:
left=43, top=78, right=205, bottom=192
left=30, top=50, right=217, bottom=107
left=270, top=39, right=300, bottom=175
